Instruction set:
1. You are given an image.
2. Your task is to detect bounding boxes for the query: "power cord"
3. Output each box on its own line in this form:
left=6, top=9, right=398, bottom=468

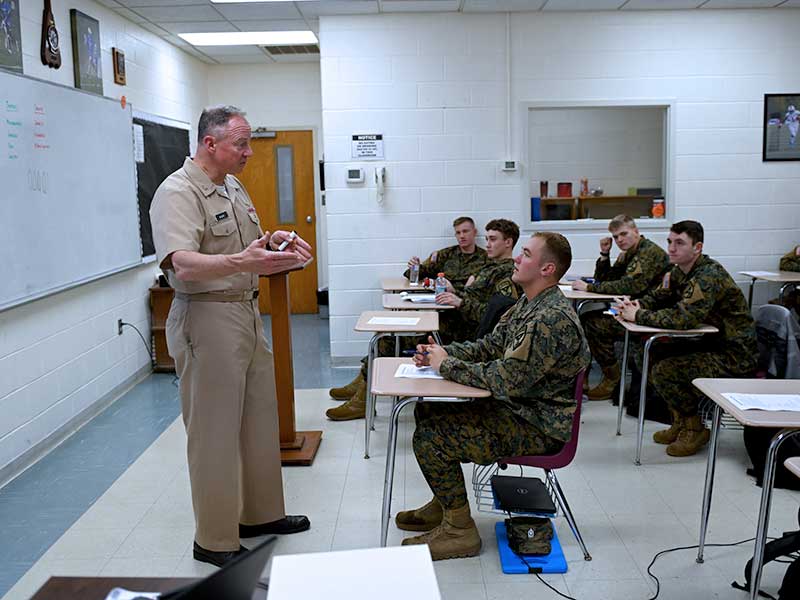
left=118, top=321, right=153, bottom=364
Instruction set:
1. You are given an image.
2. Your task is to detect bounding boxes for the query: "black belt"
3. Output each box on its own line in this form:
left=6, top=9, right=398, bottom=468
left=175, top=290, right=259, bottom=302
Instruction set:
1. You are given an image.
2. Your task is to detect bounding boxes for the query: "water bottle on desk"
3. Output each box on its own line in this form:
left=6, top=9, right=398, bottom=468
left=435, top=272, right=447, bottom=300
left=409, top=261, right=420, bottom=286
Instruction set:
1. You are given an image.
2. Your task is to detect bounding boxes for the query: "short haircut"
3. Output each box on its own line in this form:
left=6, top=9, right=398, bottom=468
left=197, top=105, right=246, bottom=143
left=485, top=218, right=520, bottom=246
left=608, top=214, right=637, bottom=232
left=452, top=216, right=475, bottom=228
left=534, top=232, right=572, bottom=280
left=670, top=220, right=704, bottom=245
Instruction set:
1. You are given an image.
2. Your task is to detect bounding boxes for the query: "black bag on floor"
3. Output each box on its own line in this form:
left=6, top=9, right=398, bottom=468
left=742, top=427, right=800, bottom=491
left=623, top=362, right=672, bottom=425
left=732, top=506, right=800, bottom=599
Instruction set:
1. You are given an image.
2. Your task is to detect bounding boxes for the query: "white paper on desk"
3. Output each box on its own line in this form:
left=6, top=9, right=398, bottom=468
left=394, top=364, right=444, bottom=380
left=558, top=285, right=572, bottom=292
left=406, top=294, right=436, bottom=303
left=368, top=316, right=420, bottom=326
left=722, top=393, right=800, bottom=412
left=744, top=271, right=779, bottom=277
left=105, top=588, right=160, bottom=600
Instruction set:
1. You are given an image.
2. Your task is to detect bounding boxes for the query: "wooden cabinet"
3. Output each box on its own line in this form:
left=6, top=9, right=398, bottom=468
left=149, top=286, right=175, bottom=373
left=539, top=195, right=658, bottom=221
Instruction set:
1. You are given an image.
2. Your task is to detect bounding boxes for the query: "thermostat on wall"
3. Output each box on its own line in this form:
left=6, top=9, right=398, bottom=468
left=501, top=160, right=517, bottom=172
left=346, top=167, right=365, bottom=183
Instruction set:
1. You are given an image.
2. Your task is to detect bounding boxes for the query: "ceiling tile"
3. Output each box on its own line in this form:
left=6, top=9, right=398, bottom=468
left=137, top=21, right=172, bottom=36
left=215, top=55, right=273, bottom=64
left=778, top=0, right=800, bottom=6
left=622, top=0, right=703, bottom=8
left=701, top=0, right=785, bottom=6
left=541, top=0, right=625, bottom=9
left=212, top=3, right=303, bottom=20
left=117, top=0, right=212, bottom=6
left=113, top=7, right=149, bottom=23
left=94, top=0, right=123, bottom=8
left=134, top=5, right=223, bottom=23
left=381, top=0, right=461, bottom=11
left=229, top=19, right=315, bottom=32
left=298, top=1, right=379, bottom=17
left=196, top=45, right=268, bottom=57
left=463, top=0, right=547, bottom=10
left=159, top=21, right=238, bottom=34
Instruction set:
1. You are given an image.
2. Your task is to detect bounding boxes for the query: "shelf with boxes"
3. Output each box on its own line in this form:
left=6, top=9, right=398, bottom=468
left=149, top=286, right=175, bottom=373
left=534, top=195, right=662, bottom=222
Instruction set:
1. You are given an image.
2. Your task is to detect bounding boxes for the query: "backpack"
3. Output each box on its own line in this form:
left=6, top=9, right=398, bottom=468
left=742, top=427, right=800, bottom=491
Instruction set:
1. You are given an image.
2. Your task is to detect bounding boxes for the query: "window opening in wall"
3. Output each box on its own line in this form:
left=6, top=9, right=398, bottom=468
left=528, top=105, right=668, bottom=224
left=275, top=145, right=295, bottom=223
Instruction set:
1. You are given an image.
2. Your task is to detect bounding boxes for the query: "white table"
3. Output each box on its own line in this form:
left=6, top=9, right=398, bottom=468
left=616, top=319, right=718, bottom=465
left=740, top=271, right=800, bottom=307
left=558, top=285, right=618, bottom=315
left=693, top=378, right=800, bottom=600
left=355, top=311, right=441, bottom=458
left=268, top=545, right=441, bottom=600
left=370, top=358, right=490, bottom=547
left=381, top=277, right=433, bottom=293
left=382, top=293, right=456, bottom=311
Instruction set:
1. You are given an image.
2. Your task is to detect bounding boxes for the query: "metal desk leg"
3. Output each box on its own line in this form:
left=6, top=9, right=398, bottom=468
left=747, top=278, right=755, bottom=308
left=749, top=429, right=800, bottom=600
left=381, top=396, right=420, bottom=547
left=432, top=331, right=442, bottom=345
left=616, top=329, right=629, bottom=436
left=364, top=334, right=381, bottom=459
left=778, top=282, right=796, bottom=306
left=697, top=404, right=721, bottom=563
left=636, top=334, right=661, bottom=466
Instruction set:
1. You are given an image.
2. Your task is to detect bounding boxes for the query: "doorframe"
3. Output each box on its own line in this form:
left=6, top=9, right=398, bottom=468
left=251, top=124, right=327, bottom=295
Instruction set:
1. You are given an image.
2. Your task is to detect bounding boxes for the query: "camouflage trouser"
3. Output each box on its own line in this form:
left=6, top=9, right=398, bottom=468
left=632, top=339, right=755, bottom=417
left=412, top=400, right=563, bottom=509
left=357, top=313, right=471, bottom=379
left=581, top=310, right=624, bottom=369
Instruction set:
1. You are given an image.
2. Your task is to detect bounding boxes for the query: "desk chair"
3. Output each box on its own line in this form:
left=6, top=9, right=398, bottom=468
left=472, top=370, right=592, bottom=561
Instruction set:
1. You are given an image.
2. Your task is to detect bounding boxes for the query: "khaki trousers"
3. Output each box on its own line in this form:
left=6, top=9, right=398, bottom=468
left=166, top=297, right=285, bottom=551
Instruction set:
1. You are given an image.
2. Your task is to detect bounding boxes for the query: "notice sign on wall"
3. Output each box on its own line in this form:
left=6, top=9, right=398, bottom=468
left=351, top=134, right=384, bottom=159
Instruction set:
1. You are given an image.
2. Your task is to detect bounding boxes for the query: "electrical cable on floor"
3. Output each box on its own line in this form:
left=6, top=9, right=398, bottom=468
left=119, top=321, right=152, bottom=363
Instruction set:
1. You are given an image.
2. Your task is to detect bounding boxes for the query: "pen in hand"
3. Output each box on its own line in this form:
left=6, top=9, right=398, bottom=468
left=402, top=349, right=429, bottom=356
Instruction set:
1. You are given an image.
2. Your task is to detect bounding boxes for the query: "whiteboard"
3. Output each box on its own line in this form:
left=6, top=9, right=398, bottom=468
left=0, top=70, right=141, bottom=312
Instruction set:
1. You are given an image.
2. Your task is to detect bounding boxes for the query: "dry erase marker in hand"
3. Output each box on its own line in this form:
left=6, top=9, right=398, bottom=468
left=277, top=231, right=297, bottom=251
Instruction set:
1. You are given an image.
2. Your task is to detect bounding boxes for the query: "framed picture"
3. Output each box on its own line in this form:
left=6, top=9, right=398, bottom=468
left=0, top=0, right=23, bottom=74
left=763, top=93, right=800, bottom=161
left=70, top=9, right=102, bottom=95
left=112, top=47, right=125, bottom=85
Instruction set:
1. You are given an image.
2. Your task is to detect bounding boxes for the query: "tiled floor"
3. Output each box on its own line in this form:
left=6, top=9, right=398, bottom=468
left=1, top=309, right=799, bottom=600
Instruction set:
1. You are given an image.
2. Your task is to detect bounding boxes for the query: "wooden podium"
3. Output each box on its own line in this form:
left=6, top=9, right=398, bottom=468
left=267, top=270, right=322, bottom=466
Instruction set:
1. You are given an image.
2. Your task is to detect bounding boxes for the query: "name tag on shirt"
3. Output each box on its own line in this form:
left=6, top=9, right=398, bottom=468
left=215, top=211, right=229, bottom=222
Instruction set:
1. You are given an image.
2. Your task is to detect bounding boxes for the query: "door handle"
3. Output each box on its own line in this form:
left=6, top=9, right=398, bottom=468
left=306, top=216, right=312, bottom=223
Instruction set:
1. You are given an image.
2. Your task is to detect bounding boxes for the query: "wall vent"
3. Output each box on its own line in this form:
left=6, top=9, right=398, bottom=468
left=261, top=44, right=320, bottom=56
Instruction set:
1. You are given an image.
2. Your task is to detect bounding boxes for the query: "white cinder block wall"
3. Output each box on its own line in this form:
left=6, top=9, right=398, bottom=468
left=322, top=9, right=800, bottom=360
left=0, top=0, right=208, bottom=476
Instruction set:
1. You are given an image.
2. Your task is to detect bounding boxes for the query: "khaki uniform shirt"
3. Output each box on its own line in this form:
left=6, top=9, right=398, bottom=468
left=150, top=158, right=262, bottom=294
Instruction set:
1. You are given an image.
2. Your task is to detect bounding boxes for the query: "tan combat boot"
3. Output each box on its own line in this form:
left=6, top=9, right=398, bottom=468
left=396, top=497, right=443, bottom=532
left=329, top=373, right=364, bottom=401
left=402, top=504, right=482, bottom=561
left=586, top=364, right=621, bottom=401
left=666, top=415, right=710, bottom=457
left=325, top=380, right=366, bottom=421
left=653, top=410, right=684, bottom=445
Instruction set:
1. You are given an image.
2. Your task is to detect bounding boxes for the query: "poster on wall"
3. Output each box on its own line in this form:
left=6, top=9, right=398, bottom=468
left=352, top=134, right=384, bottom=159
left=70, top=9, right=103, bottom=95
left=763, top=93, right=800, bottom=162
left=0, top=0, right=23, bottom=74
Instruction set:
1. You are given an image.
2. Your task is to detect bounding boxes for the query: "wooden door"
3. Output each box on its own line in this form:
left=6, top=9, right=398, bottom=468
left=238, top=130, right=318, bottom=314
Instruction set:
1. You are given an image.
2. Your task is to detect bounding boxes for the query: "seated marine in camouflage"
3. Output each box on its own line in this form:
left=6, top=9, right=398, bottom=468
left=405, top=215, right=489, bottom=294
left=617, top=220, right=757, bottom=458
left=573, top=214, right=669, bottom=401
left=398, top=232, right=590, bottom=561
left=776, top=244, right=800, bottom=312
left=326, top=219, right=523, bottom=422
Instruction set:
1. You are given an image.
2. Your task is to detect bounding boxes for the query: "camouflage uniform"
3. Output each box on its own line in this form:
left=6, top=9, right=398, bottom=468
left=780, top=247, right=800, bottom=272
left=581, top=237, right=669, bottom=368
left=403, top=245, right=488, bottom=293
left=632, top=255, right=757, bottom=417
left=412, top=286, right=590, bottom=509
left=360, top=258, right=521, bottom=378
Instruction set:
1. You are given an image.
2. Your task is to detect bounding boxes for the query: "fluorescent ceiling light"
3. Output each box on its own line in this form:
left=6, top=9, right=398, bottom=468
left=210, top=0, right=316, bottom=3
left=178, top=31, right=318, bottom=46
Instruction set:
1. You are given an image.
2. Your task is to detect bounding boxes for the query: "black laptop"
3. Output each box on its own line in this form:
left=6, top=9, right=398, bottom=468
left=491, top=475, right=557, bottom=515
left=162, top=536, right=277, bottom=599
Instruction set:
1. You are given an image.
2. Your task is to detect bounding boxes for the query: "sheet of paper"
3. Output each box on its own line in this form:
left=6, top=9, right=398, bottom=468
left=394, top=364, right=444, bottom=380
left=133, top=124, right=145, bottom=163
left=558, top=285, right=572, bottom=292
left=722, top=393, right=800, bottom=412
left=105, top=588, right=160, bottom=600
left=407, top=294, right=436, bottom=303
left=742, top=271, right=779, bottom=278
left=368, top=316, right=420, bottom=326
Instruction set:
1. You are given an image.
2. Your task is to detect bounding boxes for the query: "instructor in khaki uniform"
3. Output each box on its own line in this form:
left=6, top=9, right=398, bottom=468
left=150, top=105, right=311, bottom=568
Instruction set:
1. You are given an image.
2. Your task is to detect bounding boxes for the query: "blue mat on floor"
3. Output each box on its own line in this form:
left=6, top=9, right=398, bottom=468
left=494, top=520, right=567, bottom=574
